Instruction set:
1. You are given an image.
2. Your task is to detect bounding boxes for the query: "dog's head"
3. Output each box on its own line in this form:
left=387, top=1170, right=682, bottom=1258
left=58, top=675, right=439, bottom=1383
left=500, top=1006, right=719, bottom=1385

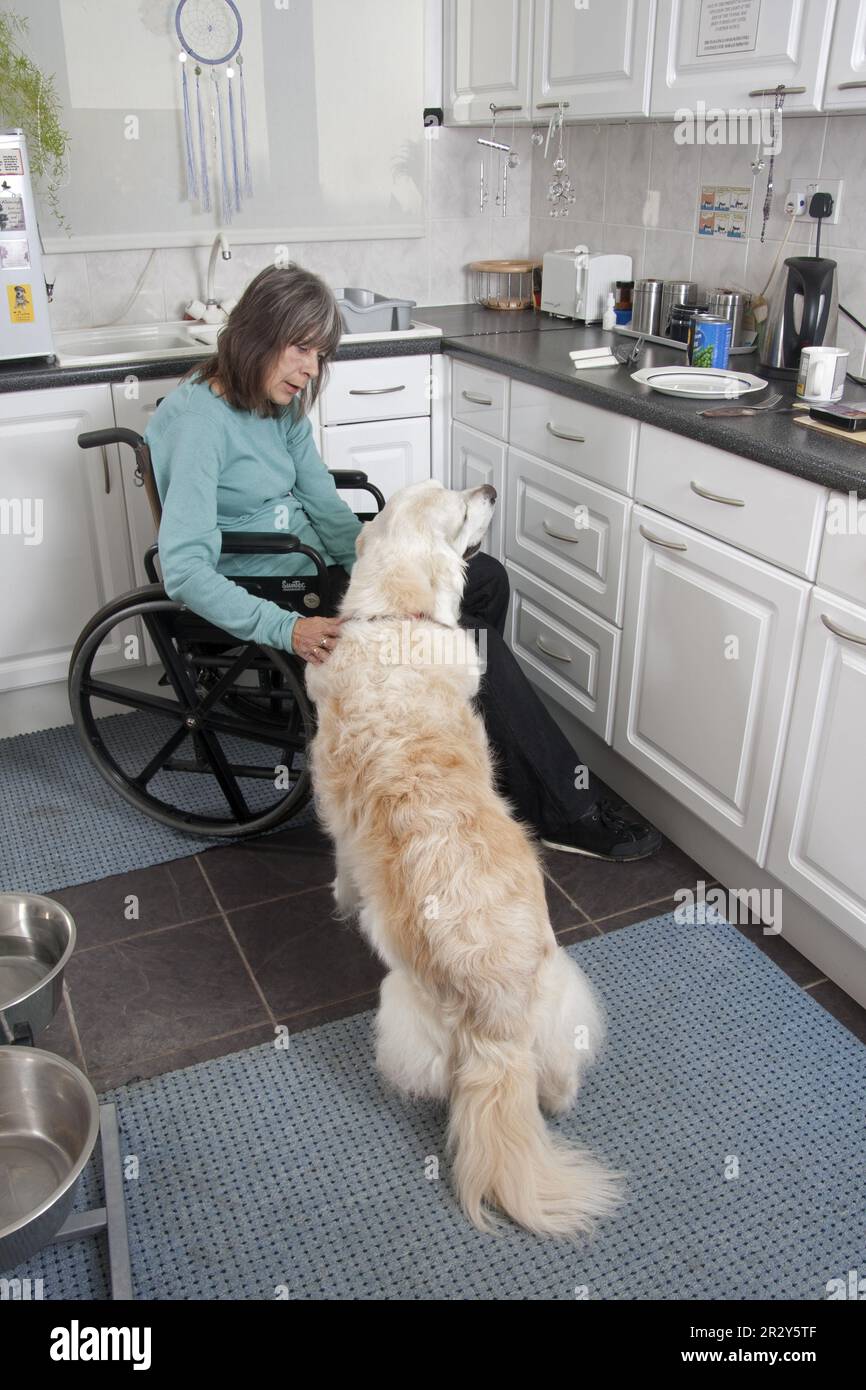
left=345, top=479, right=497, bottom=626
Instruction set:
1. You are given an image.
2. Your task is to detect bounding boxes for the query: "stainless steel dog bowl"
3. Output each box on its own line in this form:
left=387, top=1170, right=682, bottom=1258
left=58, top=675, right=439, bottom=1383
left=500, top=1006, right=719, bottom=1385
left=0, top=893, right=76, bottom=1042
left=0, top=1047, right=100, bottom=1270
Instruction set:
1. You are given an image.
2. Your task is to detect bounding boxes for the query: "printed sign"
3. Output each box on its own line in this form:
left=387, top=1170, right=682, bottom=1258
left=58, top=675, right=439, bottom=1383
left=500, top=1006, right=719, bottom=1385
left=0, top=238, right=30, bottom=269
left=0, top=147, right=24, bottom=176
left=697, top=0, right=761, bottom=57
left=0, top=196, right=26, bottom=232
left=7, top=282, right=35, bottom=323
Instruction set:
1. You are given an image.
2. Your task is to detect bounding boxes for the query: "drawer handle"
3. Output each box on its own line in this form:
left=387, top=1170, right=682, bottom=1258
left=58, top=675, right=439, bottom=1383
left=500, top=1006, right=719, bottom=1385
left=542, top=518, right=580, bottom=543
left=536, top=634, right=572, bottom=662
left=821, top=613, right=866, bottom=647
left=546, top=421, right=586, bottom=443
left=748, top=85, right=807, bottom=96
left=348, top=385, right=406, bottom=396
left=838, top=81, right=866, bottom=89
left=640, top=524, right=687, bottom=551
left=462, top=390, right=493, bottom=406
left=690, top=480, right=745, bottom=507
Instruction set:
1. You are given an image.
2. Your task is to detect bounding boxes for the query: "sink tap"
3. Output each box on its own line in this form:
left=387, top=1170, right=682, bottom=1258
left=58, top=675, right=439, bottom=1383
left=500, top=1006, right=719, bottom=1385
left=205, top=232, right=231, bottom=309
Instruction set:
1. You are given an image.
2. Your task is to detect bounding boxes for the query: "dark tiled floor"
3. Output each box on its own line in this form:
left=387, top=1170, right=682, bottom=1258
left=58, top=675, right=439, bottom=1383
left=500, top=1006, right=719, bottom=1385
left=29, top=823, right=866, bottom=1090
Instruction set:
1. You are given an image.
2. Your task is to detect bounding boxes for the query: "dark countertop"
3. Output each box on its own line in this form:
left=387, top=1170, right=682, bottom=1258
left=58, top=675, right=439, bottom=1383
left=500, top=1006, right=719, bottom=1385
left=3, top=300, right=864, bottom=496
left=418, top=304, right=866, bottom=498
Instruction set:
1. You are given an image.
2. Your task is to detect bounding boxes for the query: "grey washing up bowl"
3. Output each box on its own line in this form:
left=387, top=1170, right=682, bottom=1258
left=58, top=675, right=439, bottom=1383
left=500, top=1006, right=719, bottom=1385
left=332, top=287, right=416, bottom=333
left=0, top=1047, right=101, bottom=1270
left=0, top=893, right=76, bottom=1042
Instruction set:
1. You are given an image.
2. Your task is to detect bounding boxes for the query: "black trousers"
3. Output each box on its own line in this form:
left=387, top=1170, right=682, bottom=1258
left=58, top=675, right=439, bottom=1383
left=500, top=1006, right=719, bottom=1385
left=324, top=554, right=596, bottom=836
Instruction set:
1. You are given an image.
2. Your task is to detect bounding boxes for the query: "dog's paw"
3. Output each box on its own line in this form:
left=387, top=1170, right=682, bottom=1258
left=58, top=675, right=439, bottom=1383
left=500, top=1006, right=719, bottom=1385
left=331, top=871, right=360, bottom=920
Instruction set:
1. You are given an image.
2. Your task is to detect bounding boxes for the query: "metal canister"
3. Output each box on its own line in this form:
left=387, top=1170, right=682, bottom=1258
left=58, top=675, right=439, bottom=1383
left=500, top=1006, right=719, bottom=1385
left=631, top=278, right=664, bottom=336
left=661, top=280, right=698, bottom=338
left=688, top=313, right=733, bottom=369
left=668, top=302, right=707, bottom=344
left=708, top=289, right=744, bottom=348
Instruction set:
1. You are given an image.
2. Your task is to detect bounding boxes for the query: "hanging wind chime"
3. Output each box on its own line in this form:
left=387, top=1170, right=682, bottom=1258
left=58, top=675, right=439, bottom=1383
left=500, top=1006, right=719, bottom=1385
left=175, top=0, right=252, bottom=224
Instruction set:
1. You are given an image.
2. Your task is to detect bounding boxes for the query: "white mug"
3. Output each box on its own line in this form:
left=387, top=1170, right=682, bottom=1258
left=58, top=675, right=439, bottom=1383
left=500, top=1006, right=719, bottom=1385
left=796, top=346, right=848, bottom=402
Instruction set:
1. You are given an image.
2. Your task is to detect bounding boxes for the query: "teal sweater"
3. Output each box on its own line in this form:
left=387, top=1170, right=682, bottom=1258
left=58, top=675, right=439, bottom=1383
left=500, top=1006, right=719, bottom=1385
left=145, top=377, right=363, bottom=650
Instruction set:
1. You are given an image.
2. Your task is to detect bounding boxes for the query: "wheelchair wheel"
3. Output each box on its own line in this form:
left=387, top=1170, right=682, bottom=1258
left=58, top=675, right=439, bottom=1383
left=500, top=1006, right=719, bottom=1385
left=69, top=588, right=317, bottom=838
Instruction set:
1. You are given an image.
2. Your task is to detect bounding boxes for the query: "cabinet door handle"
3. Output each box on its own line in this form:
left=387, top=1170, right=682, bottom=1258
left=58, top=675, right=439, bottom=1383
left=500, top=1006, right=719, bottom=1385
left=536, top=100, right=571, bottom=109
left=536, top=634, right=572, bottom=662
left=542, top=518, right=580, bottom=543
left=348, top=385, right=406, bottom=396
left=821, top=613, right=866, bottom=647
left=462, top=390, right=493, bottom=406
left=690, top=480, right=745, bottom=507
left=838, top=80, right=866, bottom=89
left=100, top=444, right=111, bottom=495
left=748, top=85, right=807, bottom=96
left=640, top=524, right=687, bottom=551
left=546, top=421, right=585, bottom=443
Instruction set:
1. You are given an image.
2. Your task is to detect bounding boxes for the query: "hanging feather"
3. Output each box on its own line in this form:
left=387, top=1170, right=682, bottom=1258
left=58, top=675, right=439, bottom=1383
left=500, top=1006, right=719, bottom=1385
left=213, top=68, right=233, bottom=225
left=180, top=54, right=198, bottom=199
left=226, top=67, right=241, bottom=212
left=238, top=52, right=253, bottom=198
left=195, top=64, right=210, bottom=212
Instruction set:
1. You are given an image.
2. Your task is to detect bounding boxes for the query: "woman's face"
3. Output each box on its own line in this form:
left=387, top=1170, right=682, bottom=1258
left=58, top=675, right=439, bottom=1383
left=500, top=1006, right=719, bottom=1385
left=264, top=339, right=323, bottom=406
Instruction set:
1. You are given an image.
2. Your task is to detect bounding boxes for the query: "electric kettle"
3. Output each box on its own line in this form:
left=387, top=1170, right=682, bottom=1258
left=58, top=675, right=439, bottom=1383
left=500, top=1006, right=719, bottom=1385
left=758, top=256, right=839, bottom=378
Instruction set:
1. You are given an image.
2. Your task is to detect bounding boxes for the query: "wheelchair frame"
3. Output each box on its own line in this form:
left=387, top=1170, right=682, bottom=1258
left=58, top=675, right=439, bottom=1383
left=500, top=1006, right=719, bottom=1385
left=70, top=418, right=385, bottom=839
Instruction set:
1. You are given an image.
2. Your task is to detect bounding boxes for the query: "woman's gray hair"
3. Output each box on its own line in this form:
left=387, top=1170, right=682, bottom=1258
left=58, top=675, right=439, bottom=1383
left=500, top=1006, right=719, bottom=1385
left=188, top=263, right=343, bottom=418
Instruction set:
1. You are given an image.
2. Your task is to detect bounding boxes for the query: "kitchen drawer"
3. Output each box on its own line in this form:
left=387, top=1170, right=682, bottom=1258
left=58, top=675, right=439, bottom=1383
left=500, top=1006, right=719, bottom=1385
left=452, top=422, right=505, bottom=563
left=451, top=359, right=509, bottom=440
left=635, top=424, right=827, bottom=579
left=319, top=354, right=431, bottom=425
left=505, top=560, right=619, bottom=744
left=505, top=446, right=629, bottom=624
left=816, top=492, right=866, bottom=605
left=509, top=379, right=637, bottom=494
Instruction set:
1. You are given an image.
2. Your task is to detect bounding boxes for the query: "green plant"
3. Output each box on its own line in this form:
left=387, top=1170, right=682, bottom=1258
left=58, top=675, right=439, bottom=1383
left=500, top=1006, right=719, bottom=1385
left=0, top=8, right=70, bottom=232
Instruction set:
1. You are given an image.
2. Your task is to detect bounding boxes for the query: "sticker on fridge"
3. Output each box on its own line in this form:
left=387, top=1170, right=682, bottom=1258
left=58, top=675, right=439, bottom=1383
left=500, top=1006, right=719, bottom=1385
left=7, top=282, right=35, bottom=323
left=0, top=239, right=30, bottom=269
left=0, top=196, right=26, bottom=232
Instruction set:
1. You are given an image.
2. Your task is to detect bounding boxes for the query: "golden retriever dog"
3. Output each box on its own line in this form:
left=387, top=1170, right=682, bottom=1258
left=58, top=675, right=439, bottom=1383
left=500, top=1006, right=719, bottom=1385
left=305, top=479, right=623, bottom=1237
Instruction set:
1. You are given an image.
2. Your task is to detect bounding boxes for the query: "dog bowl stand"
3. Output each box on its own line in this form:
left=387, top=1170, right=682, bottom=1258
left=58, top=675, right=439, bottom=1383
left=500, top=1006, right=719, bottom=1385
left=50, top=1101, right=133, bottom=1300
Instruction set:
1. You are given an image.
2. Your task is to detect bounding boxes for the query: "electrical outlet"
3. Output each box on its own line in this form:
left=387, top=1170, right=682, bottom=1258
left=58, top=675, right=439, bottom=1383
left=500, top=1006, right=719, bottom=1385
left=785, top=179, right=843, bottom=223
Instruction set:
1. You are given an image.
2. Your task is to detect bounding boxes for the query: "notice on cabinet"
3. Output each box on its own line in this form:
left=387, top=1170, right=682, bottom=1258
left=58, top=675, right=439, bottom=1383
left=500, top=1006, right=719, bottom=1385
left=696, top=0, right=761, bottom=57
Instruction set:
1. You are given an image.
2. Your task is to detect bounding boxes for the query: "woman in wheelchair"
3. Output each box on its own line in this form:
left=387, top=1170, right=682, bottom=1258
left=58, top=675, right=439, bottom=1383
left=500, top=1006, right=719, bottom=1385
left=80, top=262, right=659, bottom=858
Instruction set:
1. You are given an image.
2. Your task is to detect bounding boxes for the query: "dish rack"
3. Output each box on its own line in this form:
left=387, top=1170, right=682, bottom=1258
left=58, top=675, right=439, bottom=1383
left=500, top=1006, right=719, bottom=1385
left=470, top=260, right=540, bottom=311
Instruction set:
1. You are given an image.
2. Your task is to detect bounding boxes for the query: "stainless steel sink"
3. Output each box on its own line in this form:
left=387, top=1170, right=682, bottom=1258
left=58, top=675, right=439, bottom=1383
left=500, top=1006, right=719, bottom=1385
left=54, top=320, right=220, bottom=367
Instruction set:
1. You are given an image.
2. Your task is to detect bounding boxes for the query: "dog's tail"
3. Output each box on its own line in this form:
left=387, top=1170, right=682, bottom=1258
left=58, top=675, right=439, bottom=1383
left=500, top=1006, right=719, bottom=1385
left=447, top=1021, right=623, bottom=1238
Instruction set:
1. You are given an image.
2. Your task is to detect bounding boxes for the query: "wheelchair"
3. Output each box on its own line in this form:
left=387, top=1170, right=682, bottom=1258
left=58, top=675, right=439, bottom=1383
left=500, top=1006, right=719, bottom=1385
left=70, top=418, right=385, bottom=839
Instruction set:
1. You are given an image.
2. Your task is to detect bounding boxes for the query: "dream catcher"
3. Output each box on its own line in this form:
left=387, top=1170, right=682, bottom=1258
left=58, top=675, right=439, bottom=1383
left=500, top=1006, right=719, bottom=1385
left=175, top=0, right=253, bottom=223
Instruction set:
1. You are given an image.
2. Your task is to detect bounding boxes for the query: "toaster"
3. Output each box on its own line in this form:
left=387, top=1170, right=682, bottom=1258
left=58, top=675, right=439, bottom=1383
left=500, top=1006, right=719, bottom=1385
left=540, top=250, right=633, bottom=323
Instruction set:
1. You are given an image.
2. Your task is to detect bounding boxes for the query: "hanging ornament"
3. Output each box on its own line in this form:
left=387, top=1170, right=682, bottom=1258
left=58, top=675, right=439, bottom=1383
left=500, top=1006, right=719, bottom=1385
left=547, top=104, right=575, bottom=217
left=174, top=0, right=251, bottom=222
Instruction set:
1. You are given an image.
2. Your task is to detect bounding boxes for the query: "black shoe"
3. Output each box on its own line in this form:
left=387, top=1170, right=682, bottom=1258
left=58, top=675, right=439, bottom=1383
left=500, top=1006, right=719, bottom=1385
left=540, top=798, right=663, bottom=861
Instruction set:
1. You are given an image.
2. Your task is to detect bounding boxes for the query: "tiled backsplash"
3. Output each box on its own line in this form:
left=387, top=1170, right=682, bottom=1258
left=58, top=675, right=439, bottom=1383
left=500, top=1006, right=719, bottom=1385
left=529, top=113, right=866, bottom=374
left=44, top=112, right=866, bottom=373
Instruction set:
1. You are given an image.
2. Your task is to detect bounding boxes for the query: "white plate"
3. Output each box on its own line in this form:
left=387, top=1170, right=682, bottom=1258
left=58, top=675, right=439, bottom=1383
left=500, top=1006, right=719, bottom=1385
left=631, top=366, right=768, bottom=400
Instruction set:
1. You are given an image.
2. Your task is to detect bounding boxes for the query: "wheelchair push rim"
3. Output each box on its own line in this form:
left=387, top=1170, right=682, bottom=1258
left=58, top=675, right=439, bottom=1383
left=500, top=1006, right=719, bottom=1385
left=69, top=596, right=317, bottom=839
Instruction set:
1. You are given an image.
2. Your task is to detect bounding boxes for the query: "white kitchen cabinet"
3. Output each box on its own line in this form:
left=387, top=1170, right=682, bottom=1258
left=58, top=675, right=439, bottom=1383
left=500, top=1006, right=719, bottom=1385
left=767, top=589, right=866, bottom=949
left=613, top=506, right=810, bottom=862
left=533, top=0, right=656, bottom=119
left=451, top=359, right=509, bottom=440
left=0, top=384, right=135, bottom=693
left=824, top=0, right=866, bottom=109
left=443, top=0, right=533, bottom=124
left=506, top=559, right=620, bottom=743
left=320, top=416, right=431, bottom=515
left=451, top=421, right=505, bottom=561
left=816, top=491, right=866, bottom=601
left=650, top=0, right=838, bottom=116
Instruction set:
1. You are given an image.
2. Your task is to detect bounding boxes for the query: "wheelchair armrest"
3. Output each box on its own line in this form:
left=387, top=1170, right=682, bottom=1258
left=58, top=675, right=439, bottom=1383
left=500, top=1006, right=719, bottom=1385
left=329, top=471, right=386, bottom=513
left=219, top=533, right=330, bottom=594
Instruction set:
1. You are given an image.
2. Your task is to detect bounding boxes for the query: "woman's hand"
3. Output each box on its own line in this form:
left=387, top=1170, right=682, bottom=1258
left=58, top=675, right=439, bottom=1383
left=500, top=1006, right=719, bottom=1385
left=291, top=615, right=346, bottom=663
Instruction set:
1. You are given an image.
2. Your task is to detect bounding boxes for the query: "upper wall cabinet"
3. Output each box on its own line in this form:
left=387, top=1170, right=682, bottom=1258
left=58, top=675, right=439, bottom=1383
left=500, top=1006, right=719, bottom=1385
left=650, top=0, right=839, bottom=116
left=444, top=0, right=533, bottom=123
left=533, top=0, right=656, bottom=118
left=824, top=0, right=866, bottom=109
